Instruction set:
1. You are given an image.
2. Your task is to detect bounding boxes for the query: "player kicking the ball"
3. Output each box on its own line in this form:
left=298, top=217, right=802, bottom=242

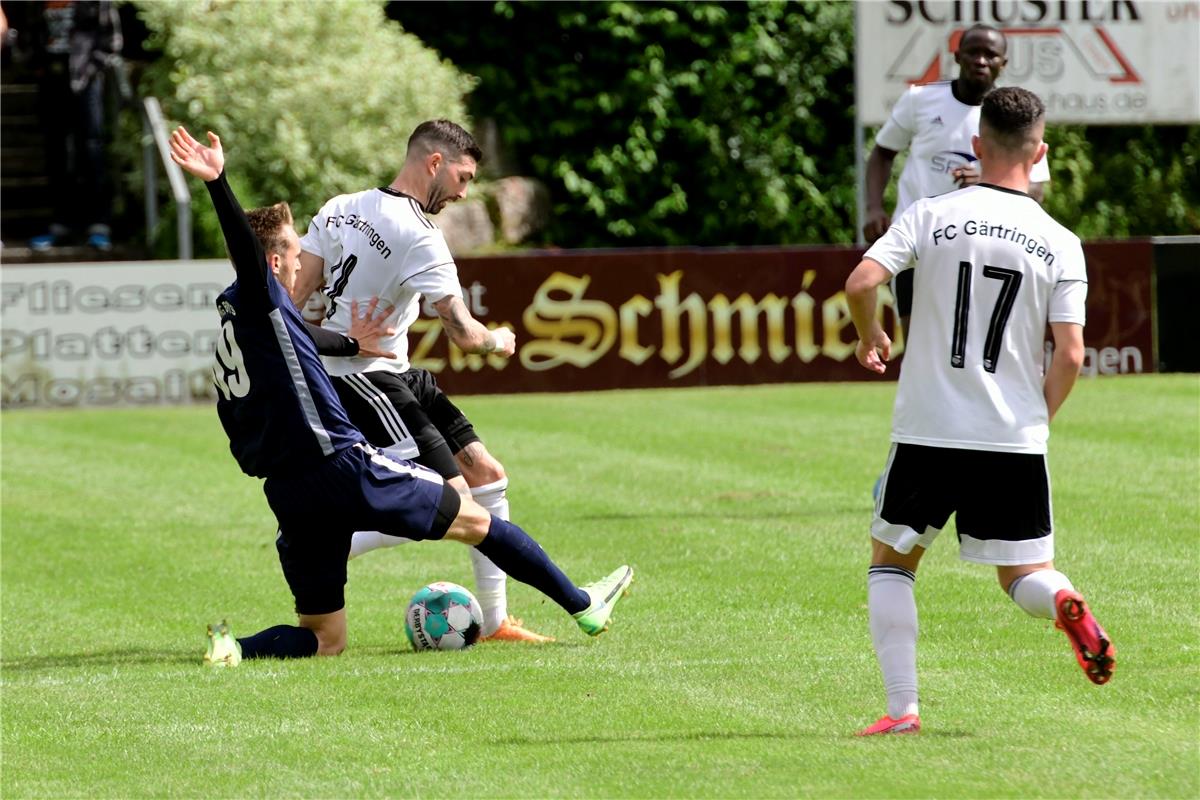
left=845, top=87, right=1114, bottom=735
left=290, top=120, right=550, bottom=644
left=167, top=125, right=633, bottom=667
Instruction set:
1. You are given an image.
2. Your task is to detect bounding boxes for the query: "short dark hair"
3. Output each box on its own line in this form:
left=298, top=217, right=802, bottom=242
left=960, top=23, right=1007, bottom=53
left=980, top=86, right=1045, bottom=154
left=246, top=202, right=294, bottom=257
left=407, top=119, right=483, bottom=163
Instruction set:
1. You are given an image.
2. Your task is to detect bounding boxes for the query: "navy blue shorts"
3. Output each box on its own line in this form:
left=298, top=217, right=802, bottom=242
left=264, top=442, right=461, bottom=615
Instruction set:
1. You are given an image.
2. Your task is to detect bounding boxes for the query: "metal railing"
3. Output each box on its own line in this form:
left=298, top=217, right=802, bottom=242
left=141, top=96, right=192, bottom=260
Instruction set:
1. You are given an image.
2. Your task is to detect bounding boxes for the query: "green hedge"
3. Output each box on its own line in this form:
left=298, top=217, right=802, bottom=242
left=1043, top=125, right=1200, bottom=238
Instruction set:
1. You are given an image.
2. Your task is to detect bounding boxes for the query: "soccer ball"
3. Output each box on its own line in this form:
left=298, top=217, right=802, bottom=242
left=404, top=582, right=483, bottom=651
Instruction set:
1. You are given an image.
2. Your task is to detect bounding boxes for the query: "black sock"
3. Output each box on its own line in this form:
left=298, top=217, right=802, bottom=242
left=237, top=625, right=319, bottom=659
left=474, top=517, right=590, bottom=614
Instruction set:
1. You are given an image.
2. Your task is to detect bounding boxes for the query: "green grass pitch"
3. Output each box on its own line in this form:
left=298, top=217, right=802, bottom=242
left=2, top=375, right=1197, bottom=798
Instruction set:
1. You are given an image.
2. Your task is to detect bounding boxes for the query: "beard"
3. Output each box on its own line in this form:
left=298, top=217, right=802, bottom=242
left=425, top=179, right=454, bottom=215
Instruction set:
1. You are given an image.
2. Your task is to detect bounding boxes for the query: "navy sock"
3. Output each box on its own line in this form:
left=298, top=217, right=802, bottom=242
left=237, top=625, right=319, bottom=659
left=474, top=517, right=590, bottom=614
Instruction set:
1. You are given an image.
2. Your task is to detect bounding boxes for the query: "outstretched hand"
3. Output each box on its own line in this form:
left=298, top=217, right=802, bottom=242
left=169, top=126, right=224, bottom=181
left=347, top=298, right=398, bottom=359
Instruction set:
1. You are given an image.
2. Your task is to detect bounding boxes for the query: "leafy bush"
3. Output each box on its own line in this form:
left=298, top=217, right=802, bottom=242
left=1043, top=125, right=1200, bottom=238
left=132, top=0, right=474, bottom=257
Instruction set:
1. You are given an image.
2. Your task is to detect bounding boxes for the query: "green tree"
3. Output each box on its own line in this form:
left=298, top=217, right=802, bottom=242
left=391, top=0, right=1198, bottom=246
left=391, top=1, right=857, bottom=247
left=1043, top=125, right=1200, bottom=238
left=133, top=0, right=474, bottom=257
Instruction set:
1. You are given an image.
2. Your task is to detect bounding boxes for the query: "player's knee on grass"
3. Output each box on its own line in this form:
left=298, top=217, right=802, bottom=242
left=443, top=495, right=492, bottom=546
left=299, top=610, right=347, bottom=656
left=455, top=442, right=506, bottom=487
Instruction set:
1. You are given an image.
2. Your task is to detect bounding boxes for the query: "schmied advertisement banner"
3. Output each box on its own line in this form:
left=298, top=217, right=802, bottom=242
left=0, top=243, right=1154, bottom=408
left=856, top=1, right=1200, bottom=125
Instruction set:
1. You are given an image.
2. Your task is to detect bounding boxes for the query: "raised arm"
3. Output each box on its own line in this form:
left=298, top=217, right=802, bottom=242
left=169, top=126, right=269, bottom=295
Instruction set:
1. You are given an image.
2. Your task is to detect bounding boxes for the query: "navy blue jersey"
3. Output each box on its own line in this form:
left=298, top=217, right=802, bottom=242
left=206, top=173, right=361, bottom=478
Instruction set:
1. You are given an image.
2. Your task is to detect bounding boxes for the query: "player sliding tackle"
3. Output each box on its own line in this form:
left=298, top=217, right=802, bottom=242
left=845, top=87, right=1114, bottom=735
left=167, top=125, right=633, bottom=666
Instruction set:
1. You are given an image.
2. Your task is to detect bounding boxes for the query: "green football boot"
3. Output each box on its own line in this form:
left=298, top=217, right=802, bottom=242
left=204, top=620, right=242, bottom=667
left=572, top=565, right=634, bottom=636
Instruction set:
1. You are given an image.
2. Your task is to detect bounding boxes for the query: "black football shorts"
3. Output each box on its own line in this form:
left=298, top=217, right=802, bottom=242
left=872, top=443, right=1054, bottom=566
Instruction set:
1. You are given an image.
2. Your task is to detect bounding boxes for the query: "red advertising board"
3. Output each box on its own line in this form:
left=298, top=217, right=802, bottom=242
left=0, top=242, right=1155, bottom=408
left=417, top=242, right=1154, bottom=395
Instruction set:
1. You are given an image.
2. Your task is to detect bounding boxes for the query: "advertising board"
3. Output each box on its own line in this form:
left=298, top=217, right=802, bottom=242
left=0, top=243, right=1155, bottom=408
left=856, top=1, right=1200, bottom=124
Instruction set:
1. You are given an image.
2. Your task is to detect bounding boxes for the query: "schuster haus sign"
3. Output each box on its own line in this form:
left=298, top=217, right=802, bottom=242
left=856, top=1, right=1200, bottom=125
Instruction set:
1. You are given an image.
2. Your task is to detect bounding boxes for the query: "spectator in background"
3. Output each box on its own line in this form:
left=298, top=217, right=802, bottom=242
left=29, top=0, right=122, bottom=252
left=863, top=24, right=1050, bottom=337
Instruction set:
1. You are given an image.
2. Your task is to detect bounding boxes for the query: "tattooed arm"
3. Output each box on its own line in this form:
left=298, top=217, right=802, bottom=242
left=432, top=295, right=515, bottom=357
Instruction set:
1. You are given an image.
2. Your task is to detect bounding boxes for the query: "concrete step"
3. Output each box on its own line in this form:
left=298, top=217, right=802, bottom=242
left=0, top=128, right=45, bottom=147
left=0, top=84, right=39, bottom=115
left=0, top=242, right=148, bottom=264
left=0, top=112, right=40, bottom=129
left=0, top=215, right=56, bottom=241
left=0, top=207, right=54, bottom=230
left=0, top=175, right=50, bottom=190
left=1, top=145, right=47, bottom=175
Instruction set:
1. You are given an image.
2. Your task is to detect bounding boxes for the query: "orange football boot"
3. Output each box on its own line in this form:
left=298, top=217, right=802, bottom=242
left=480, top=616, right=555, bottom=644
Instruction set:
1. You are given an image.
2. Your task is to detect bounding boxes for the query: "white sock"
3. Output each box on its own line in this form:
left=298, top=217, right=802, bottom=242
left=868, top=565, right=920, bottom=719
left=1009, top=569, right=1074, bottom=620
left=470, top=478, right=510, bottom=635
left=348, top=531, right=413, bottom=560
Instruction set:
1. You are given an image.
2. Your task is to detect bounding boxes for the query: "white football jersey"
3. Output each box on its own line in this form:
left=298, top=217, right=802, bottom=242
left=865, top=184, right=1087, bottom=454
left=301, top=188, right=463, bottom=375
left=876, top=82, right=1050, bottom=216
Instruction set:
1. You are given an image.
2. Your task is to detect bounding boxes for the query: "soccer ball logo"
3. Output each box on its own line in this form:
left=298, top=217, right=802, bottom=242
left=405, top=582, right=483, bottom=651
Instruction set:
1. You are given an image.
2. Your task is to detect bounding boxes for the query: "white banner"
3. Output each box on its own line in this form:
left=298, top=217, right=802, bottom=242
left=1, top=261, right=230, bottom=408
left=856, top=0, right=1200, bottom=125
